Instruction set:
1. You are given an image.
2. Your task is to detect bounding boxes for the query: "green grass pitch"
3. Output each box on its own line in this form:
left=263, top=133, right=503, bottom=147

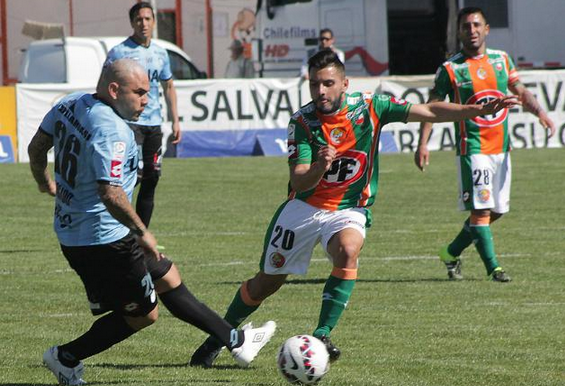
left=1, top=149, right=564, bottom=385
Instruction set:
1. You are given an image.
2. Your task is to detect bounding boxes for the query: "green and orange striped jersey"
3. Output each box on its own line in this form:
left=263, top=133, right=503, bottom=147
left=432, top=48, right=520, bottom=156
left=287, top=92, right=411, bottom=211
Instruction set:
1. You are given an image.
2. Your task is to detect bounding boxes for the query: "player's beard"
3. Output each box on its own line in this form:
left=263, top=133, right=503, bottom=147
left=317, top=92, right=343, bottom=115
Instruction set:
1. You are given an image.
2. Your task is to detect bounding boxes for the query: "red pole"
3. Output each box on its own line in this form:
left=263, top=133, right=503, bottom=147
left=0, top=0, right=12, bottom=85
left=206, top=0, right=214, bottom=77
left=175, top=0, right=183, bottom=48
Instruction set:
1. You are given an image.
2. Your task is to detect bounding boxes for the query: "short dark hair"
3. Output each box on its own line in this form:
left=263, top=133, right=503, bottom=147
left=457, top=7, right=488, bottom=27
left=129, top=2, right=154, bottom=23
left=319, top=28, right=334, bottom=38
left=308, top=49, right=345, bottom=75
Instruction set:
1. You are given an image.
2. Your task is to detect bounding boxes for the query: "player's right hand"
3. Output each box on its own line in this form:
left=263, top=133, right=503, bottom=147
left=317, top=145, right=337, bottom=171
left=414, top=146, right=429, bottom=172
left=137, top=230, right=161, bottom=261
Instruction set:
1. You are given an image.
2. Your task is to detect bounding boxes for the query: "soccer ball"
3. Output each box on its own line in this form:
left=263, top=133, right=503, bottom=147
left=277, top=335, right=330, bottom=384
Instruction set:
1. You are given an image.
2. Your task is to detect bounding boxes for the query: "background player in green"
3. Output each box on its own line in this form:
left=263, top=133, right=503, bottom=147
left=415, top=7, right=555, bottom=282
left=190, top=50, right=518, bottom=367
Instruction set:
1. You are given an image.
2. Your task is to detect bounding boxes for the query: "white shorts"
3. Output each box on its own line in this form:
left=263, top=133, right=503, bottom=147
left=261, top=199, right=368, bottom=275
left=456, top=153, right=511, bottom=214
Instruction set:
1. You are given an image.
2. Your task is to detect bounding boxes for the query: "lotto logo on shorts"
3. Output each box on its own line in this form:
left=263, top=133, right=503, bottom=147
left=270, top=252, right=286, bottom=268
left=110, top=159, right=123, bottom=178
left=478, top=189, right=490, bottom=202
left=462, top=191, right=471, bottom=202
left=123, top=302, right=140, bottom=312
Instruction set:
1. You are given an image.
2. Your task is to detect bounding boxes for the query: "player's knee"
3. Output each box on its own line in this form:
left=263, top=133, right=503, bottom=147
left=125, top=306, right=159, bottom=331
left=248, top=273, right=286, bottom=301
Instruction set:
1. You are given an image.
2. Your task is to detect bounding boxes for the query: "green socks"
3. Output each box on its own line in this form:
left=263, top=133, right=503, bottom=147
left=224, top=284, right=260, bottom=328
left=313, top=274, right=355, bottom=338
left=470, top=224, right=499, bottom=275
left=448, top=218, right=473, bottom=257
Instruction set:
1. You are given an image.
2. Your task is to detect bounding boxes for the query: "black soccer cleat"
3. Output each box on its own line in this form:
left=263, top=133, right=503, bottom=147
left=190, top=336, right=224, bottom=368
left=319, top=335, right=341, bottom=362
left=491, top=268, right=511, bottom=283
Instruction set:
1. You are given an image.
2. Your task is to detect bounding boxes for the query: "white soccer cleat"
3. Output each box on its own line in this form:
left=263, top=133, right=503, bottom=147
left=231, top=320, right=277, bottom=367
left=43, top=346, right=86, bottom=385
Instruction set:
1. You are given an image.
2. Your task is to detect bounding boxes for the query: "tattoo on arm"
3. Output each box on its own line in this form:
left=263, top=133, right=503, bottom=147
left=98, top=183, right=146, bottom=235
left=28, top=130, right=54, bottom=186
left=520, top=89, right=543, bottom=116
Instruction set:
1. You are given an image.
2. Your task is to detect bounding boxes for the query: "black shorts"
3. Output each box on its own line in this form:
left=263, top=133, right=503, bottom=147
left=61, top=235, right=162, bottom=317
left=129, top=124, right=163, bottom=180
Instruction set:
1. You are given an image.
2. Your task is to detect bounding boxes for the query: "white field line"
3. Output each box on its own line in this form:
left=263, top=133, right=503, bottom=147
left=0, top=252, right=534, bottom=274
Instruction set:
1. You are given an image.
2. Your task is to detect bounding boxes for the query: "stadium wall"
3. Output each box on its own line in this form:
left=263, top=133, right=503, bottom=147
left=16, top=70, right=565, bottom=162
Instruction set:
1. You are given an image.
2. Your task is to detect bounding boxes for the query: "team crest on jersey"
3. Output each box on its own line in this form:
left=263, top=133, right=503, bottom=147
left=478, top=189, right=491, bottom=202
left=465, top=89, right=508, bottom=127
left=270, top=252, right=286, bottom=268
left=321, top=149, right=367, bottom=187
left=495, top=63, right=503, bottom=71
left=329, top=128, right=346, bottom=144
left=477, top=67, right=487, bottom=80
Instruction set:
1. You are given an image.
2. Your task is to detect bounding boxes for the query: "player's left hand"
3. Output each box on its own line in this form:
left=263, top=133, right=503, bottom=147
left=538, top=112, right=556, bottom=137
left=38, top=180, right=56, bottom=196
left=482, top=95, right=520, bottom=115
left=171, top=121, right=182, bottom=144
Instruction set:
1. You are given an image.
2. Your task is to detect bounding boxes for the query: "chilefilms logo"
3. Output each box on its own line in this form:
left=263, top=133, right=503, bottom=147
left=465, top=89, right=508, bottom=127
left=321, top=149, right=367, bottom=187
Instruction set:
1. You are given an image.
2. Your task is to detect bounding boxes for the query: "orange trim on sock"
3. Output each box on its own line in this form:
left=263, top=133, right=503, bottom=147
left=470, top=213, right=490, bottom=225
left=331, top=267, right=358, bottom=280
left=240, top=281, right=262, bottom=306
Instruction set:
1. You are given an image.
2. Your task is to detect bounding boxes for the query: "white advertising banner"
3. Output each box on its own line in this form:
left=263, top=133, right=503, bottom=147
left=173, top=77, right=302, bottom=130
left=16, top=70, right=565, bottom=161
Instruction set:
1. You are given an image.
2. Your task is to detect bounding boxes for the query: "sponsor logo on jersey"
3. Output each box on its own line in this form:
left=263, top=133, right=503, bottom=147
left=347, top=96, right=361, bottom=104
left=478, top=189, right=491, bottom=202
left=287, top=141, right=297, bottom=159
left=270, top=252, right=286, bottom=268
left=329, top=128, right=346, bottom=144
left=321, top=149, right=367, bottom=187
left=110, top=159, right=123, bottom=178
left=465, top=89, right=508, bottom=127
left=476, top=67, right=487, bottom=80
left=390, top=97, right=407, bottom=106
left=288, top=123, right=295, bottom=140
left=112, top=141, right=126, bottom=159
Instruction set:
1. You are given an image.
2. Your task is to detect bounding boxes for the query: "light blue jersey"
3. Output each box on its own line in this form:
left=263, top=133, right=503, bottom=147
left=40, top=92, right=138, bottom=246
left=105, top=37, right=172, bottom=126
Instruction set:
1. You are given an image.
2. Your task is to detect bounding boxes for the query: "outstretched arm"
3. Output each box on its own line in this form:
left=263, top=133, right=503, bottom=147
left=28, top=129, right=56, bottom=196
left=509, top=82, right=555, bottom=137
left=408, top=96, right=519, bottom=123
